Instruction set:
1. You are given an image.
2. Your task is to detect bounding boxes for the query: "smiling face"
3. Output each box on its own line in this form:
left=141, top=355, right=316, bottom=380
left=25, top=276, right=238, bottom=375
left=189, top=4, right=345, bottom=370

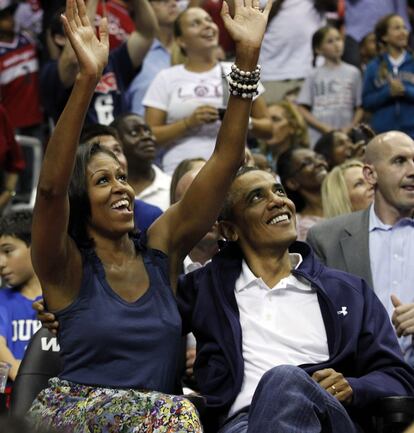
left=221, top=170, right=297, bottom=253
left=86, top=153, right=135, bottom=238
left=343, top=165, right=374, bottom=212
left=287, top=148, right=329, bottom=192
left=116, top=115, right=156, bottom=164
left=0, top=236, right=34, bottom=287
left=176, top=8, right=218, bottom=55
left=365, top=133, right=414, bottom=222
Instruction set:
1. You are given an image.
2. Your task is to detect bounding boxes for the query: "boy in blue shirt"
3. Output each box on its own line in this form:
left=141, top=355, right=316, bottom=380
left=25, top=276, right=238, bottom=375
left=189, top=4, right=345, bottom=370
left=0, top=210, right=42, bottom=382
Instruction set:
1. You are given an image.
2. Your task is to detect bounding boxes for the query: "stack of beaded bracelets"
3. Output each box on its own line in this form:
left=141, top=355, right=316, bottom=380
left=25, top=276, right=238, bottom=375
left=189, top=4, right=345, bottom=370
left=228, top=64, right=261, bottom=99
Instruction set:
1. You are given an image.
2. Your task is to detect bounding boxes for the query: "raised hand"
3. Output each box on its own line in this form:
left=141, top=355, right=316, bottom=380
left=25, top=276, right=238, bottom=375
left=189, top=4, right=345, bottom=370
left=221, top=0, right=272, bottom=49
left=61, top=0, right=109, bottom=79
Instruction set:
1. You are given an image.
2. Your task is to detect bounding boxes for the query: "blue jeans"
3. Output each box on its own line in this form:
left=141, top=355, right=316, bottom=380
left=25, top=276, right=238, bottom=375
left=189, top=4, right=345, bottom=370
left=218, top=365, right=358, bottom=433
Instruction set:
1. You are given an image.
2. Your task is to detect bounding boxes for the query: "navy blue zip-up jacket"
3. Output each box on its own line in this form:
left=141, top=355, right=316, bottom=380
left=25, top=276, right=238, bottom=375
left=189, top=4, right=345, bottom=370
left=177, top=241, right=414, bottom=423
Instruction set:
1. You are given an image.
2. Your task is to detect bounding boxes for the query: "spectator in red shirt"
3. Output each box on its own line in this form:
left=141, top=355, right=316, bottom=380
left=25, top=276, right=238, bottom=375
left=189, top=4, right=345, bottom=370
left=0, top=0, right=44, bottom=141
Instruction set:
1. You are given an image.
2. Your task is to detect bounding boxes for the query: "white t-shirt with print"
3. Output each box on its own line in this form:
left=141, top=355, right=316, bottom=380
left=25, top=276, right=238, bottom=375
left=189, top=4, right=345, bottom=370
left=296, top=62, right=362, bottom=146
left=143, top=62, right=264, bottom=175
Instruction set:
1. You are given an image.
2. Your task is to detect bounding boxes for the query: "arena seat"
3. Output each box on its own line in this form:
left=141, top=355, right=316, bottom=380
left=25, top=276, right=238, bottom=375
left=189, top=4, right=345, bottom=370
left=9, top=328, right=413, bottom=433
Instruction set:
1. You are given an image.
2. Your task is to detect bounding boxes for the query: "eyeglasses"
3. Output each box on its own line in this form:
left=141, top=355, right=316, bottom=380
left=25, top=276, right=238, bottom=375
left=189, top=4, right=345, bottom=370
left=292, top=153, right=327, bottom=175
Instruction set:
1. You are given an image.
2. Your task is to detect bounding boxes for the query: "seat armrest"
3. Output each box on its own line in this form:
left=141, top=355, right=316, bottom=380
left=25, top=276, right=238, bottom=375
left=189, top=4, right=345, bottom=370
left=370, top=396, right=414, bottom=433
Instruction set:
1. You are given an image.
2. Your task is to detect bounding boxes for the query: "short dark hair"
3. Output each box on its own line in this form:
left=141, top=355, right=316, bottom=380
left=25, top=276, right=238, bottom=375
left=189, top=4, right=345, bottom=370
left=277, top=146, right=306, bottom=212
left=68, top=142, right=118, bottom=249
left=314, top=131, right=337, bottom=167
left=110, top=112, right=145, bottom=132
left=80, top=124, right=120, bottom=145
left=218, top=166, right=262, bottom=222
left=0, top=210, right=33, bottom=245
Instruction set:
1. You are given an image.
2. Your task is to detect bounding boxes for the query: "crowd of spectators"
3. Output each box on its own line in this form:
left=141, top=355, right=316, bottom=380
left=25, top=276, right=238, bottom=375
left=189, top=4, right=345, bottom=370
left=1, top=0, right=414, bottom=432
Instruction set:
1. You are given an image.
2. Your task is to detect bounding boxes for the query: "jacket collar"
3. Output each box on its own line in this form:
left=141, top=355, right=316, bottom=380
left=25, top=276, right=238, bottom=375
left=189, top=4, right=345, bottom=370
left=211, top=240, right=340, bottom=358
left=213, top=240, right=324, bottom=285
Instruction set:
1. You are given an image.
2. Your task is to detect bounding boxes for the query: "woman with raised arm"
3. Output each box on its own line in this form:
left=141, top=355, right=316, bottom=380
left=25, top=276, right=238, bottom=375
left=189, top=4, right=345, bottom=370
left=143, top=5, right=272, bottom=175
left=28, top=0, right=271, bottom=431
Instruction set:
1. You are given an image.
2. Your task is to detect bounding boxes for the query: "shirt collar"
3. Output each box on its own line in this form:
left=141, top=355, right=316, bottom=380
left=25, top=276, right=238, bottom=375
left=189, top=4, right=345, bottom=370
left=369, top=203, right=414, bottom=232
left=236, top=253, right=303, bottom=293
left=151, top=38, right=166, bottom=50
left=144, top=165, right=171, bottom=193
left=388, top=51, right=406, bottom=68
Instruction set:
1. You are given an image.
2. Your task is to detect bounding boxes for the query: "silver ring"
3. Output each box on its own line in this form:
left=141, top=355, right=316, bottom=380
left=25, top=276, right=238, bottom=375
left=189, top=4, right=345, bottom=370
left=331, top=385, right=337, bottom=393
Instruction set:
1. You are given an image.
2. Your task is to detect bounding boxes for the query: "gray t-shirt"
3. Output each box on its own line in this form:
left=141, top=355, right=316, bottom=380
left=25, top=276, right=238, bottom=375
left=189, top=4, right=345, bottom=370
left=297, top=62, right=362, bottom=146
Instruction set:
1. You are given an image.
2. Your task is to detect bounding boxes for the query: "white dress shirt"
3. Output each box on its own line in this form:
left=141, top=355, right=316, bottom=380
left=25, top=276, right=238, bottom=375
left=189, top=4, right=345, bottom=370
left=228, top=254, right=329, bottom=416
left=369, top=205, right=414, bottom=364
left=135, top=164, right=171, bottom=211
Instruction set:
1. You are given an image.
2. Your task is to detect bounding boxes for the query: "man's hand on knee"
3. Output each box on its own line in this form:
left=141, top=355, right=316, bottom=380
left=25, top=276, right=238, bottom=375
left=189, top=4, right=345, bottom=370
left=312, top=368, right=353, bottom=405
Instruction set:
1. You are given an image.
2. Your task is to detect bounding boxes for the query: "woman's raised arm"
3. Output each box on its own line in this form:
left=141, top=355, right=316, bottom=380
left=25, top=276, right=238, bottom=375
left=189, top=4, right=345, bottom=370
left=148, top=0, right=272, bottom=284
left=31, top=0, right=109, bottom=308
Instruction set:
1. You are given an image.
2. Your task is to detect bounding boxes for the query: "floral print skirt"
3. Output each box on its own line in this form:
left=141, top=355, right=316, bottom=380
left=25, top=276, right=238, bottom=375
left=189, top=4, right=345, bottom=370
left=27, top=377, right=203, bottom=433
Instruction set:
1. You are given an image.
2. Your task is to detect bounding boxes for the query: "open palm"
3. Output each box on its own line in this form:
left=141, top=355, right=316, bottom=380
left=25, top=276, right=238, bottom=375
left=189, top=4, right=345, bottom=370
left=61, top=0, right=109, bottom=78
left=221, top=0, right=272, bottom=49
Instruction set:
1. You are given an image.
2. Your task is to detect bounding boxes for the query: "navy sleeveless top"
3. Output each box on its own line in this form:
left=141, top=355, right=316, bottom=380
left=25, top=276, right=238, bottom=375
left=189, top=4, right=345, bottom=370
left=55, top=232, right=182, bottom=392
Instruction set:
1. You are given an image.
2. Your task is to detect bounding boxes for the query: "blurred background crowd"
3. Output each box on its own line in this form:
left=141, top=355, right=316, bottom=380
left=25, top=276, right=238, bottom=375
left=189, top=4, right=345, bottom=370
left=1, top=0, right=414, bottom=229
